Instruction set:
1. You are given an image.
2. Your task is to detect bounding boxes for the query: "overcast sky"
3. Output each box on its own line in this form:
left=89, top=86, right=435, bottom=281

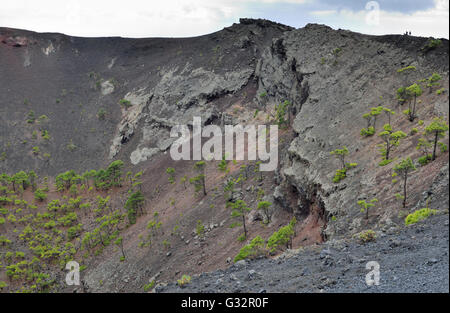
left=0, top=0, right=448, bottom=38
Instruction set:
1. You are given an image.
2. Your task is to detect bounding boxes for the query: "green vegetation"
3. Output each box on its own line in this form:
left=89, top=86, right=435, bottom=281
left=424, top=117, right=449, bottom=161
left=361, top=106, right=392, bottom=137
left=196, top=220, right=205, bottom=238
left=218, top=156, right=228, bottom=172
left=114, top=236, right=126, bottom=261
left=125, top=191, right=145, bottom=225
left=275, top=100, right=291, bottom=127
left=166, top=167, right=175, bottom=184
left=382, top=107, right=395, bottom=125
left=267, top=217, right=296, bottom=253
left=416, top=138, right=432, bottom=166
left=369, top=106, right=383, bottom=130
left=331, top=47, right=342, bottom=64
left=177, top=275, right=191, bottom=287
left=422, top=38, right=442, bottom=53
left=189, top=161, right=206, bottom=196
left=357, top=198, right=378, bottom=220
left=234, top=236, right=265, bottom=262
left=257, top=201, right=273, bottom=224
left=330, top=146, right=349, bottom=169
left=254, top=161, right=263, bottom=181
left=34, top=189, right=47, bottom=202
left=358, top=230, right=376, bottom=243
left=397, top=65, right=416, bottom=73
left=426, top=72, right=442, bottom=93
left=180, top=175, right=187, bottom=189
left=360, top=126, right=375, bottom=137
left=436, top=88, right=446, bottom=95
left=27, top=110, right=36, bottom=124
left=230, top=200, right=252, bottom=239
left=396, top=86, right=407, bottom=105
left=66, top=140, right=77, bottom=152
left=41, top=130, right=50, bottom=141
left=403, top=83, right=422, bottom=122
left=97, top=108, right=106, bottom=120
left=119, top=99, right=132, bottom=109
left=393, top=157, right=416, bottom=208
left=330, top=147, right=357, bottom=183
left=378, top=124, right=406, bottom=163
left=405, top=208, right=438, bottom=225
left=143, top=280, right=156, bottom=292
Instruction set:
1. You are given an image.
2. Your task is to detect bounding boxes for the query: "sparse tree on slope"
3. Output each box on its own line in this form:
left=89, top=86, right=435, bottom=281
left=394, top=158, right=416, bottom=208
left=424, top=117, right=449, bottom=161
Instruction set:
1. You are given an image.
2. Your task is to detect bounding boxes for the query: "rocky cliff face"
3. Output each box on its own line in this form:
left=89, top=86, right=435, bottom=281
left=0, top=19, right=291, bottom=175
left=254, top=24, right=449, bottom=239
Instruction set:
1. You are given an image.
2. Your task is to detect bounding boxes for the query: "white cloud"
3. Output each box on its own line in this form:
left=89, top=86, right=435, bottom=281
left=0, top=0, right=245, bottom=37
left=310, top=0, right=449, bottom=38
left=0, top=0, right=311, bottom=38
left=0, top=0, right=448, bottom=38
left=310, top=10, right=337, bottom=16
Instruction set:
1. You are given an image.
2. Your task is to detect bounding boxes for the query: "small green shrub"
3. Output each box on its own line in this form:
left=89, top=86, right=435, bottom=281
left=97, top=108, right=106, bottom=120
left=359, top=230, right=376, bottom=243
left=436, top=88, right=446, bottom=95
left=333, top=168, right=347, bottom=183
left=166, top=167, right=175, bottom=184
left=237, top=233, right=246, bottom=242
left=422, top=38, right=442, bottom=53
left=405, top=208, right=437, bottom=225
left=41, top=130, right=50, bottom=140
left=34, top=189, right=47, bottom=202
left=418, top=154, right=432, bottom=166
left=196, top=220, right=205, bottom=238
left=143, top=280, right=155, bottom=292
left=125, top=191, right=144, bottom=225
left=360, top=126, right=375, bottom=137
left=378, top=159, right=393, bottom=167
left=177, top=275, right=191, bottom=287
left=67, top=140, right=77, bottom=152
left=332, top=47, right=342, bottom=56
left=27, top=110, right=35, bottom=124
left=218, top=157, right=227, bottom=171
left=438, top=142, right=448, bottom=153
left=397, top=65, right=416, bottom=73
left=234, top=236, right=265, bottom=262
left=267, top=217, right=297, bottom=253
left=119, top=99, right=132, bottom=109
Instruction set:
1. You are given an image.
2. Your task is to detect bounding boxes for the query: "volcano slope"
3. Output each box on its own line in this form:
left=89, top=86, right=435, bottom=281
left=0, top=19, right=448, bottom=293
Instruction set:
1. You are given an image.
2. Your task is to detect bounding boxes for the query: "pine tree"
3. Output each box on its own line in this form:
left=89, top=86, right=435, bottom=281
left=393, top=158, right=416, bottom=208
left=189, top=161, right=206, bottom=195
left=231, top=200, right=252, bottom=239
left=404, top=83, right=422, bottom=122
left=424, top=117, right=449, bottom=161
left=378, top=124, right=406, bottom=161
